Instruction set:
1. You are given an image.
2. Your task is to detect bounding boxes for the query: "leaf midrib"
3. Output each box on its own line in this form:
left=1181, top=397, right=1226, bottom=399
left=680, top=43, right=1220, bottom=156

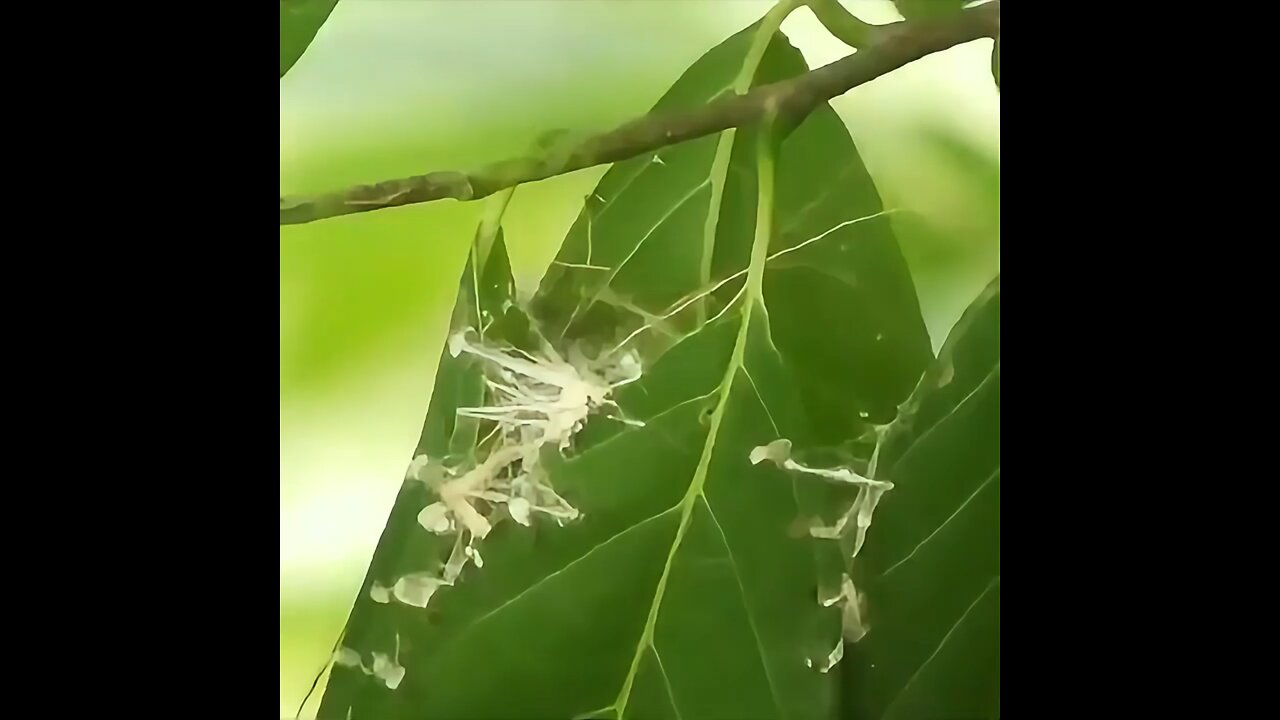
left=613, top=106, right=781, bottom=720
left=612, top=282, right=765, bottom=716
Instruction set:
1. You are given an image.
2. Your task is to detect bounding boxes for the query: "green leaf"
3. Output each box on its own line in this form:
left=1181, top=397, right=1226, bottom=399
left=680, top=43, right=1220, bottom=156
left=316, top=18, right=932, bottom=720
left=992, top=35, right=1000, bottom=89
left=281, top=0, right=339, bottom=79
left=840, top=275, right=1000, bottom=720
left=893, top=0, right=966, bottom=21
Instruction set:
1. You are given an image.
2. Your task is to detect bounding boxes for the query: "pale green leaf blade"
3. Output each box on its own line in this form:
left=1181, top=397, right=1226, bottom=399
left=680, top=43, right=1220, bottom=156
left=841, top=275, right=1000, bottom=720
left=281, top=0, right=339, bottom=79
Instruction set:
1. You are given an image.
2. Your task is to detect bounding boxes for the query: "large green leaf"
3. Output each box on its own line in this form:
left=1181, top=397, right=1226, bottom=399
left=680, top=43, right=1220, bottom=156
left=840, top=276, right=1000, bottom=720
left=281, top=0, right=339, bottom=79
left=316, top=18, right=932, bottom=720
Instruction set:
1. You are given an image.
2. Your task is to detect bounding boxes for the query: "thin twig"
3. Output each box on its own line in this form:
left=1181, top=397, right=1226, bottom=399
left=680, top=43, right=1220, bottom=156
left=279, top=1, right=998, bottom=226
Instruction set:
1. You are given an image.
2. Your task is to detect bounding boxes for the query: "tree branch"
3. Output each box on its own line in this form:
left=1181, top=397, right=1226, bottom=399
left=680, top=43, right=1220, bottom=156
left=279, top=0, right=998, bottom=226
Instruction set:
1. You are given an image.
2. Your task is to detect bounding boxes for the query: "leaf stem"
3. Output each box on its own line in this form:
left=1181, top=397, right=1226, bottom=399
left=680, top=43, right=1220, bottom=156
left=748, top=118, right=778, bottom=304
left=699, top=0, right=801, bottom=320
left=806, top=0, right=877, bottom=50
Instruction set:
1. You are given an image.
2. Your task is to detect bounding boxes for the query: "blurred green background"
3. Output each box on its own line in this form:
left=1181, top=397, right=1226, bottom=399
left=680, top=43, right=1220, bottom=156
left=280, top=1, right=999, bottom=716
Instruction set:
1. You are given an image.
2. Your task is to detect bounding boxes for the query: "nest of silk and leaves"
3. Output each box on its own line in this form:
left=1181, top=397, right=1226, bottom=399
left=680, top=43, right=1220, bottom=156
left=371, top=327, right=645, bottom=615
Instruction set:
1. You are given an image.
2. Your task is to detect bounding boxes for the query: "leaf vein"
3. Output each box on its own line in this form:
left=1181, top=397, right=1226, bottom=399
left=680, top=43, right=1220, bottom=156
left=701, top=497, right=786, bottom=719
left=652, top=647, right=684, bottom=720
left=448, top=506, right=680, bottom=645
left=569, top=178, right=711, bottom=331
left=776, top=161, right=870, bottom=240
left=887, top=362, right=1000, bottom=473
left=877, top=467, right=999, bottom=580
left=741, top=365, right=780, bottom=436
left=881, top=576, right=1001, bottom=720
